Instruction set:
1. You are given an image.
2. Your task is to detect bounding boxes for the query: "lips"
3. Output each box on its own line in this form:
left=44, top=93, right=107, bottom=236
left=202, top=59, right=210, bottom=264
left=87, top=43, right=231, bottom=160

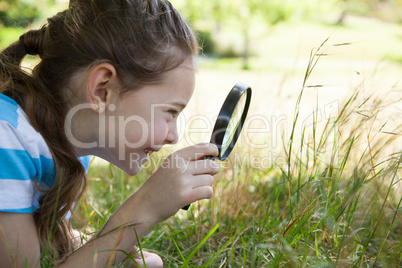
left=144, top=148, right=158, bottom=157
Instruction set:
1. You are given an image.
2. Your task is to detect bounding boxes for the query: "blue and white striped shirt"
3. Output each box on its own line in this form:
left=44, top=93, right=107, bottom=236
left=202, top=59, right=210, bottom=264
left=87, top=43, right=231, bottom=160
left=0, top=94, right=90, bottom=214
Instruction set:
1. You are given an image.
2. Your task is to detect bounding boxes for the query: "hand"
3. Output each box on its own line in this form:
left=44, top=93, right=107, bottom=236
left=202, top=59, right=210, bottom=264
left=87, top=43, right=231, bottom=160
left=126, top=246, right=163, bottom=268
left=135, top=143, right=220, bottom=224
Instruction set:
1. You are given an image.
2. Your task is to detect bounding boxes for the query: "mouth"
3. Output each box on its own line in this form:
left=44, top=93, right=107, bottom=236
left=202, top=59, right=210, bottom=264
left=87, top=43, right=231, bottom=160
left=144, top=148, right=158, bottom=157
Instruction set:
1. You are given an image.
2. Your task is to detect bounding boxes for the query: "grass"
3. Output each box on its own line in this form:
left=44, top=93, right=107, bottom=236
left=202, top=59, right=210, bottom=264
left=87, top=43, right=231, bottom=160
left=69, top=39, right=402, bottom=267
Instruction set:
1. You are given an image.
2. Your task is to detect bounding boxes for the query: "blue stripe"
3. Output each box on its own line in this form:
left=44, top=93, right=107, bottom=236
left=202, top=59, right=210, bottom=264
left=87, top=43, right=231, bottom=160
left=33, top=156, right=88, bottom=187
left=79, top=155, right=91, bottom=172
left=0, top=207, right=33, bottom=213
left=0, top=148, right=36, bottom=180
left=32, top=155, right=56, bottom=186
left=31, top=156, right=88, bottom=187
left=0, top=94, right=18, bottom=106
left=36, top=156, right=90, bottom=187
left=0, top=94, right=19, bottom=128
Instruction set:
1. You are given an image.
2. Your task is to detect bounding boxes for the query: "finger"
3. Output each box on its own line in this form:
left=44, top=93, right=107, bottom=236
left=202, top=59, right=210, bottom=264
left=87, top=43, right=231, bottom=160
left=127, top=248, right=163, bottom=268
left=189, top=186, right=214, bottom=202
left=173, top=143, right=218, bottom=161
left=187, top=174, right=214, bottom=189
left=128, top=246, right=139, bottom=256
left=186, top=160, right=220, bottom=175
left=130, top=253, right=163, bottom=268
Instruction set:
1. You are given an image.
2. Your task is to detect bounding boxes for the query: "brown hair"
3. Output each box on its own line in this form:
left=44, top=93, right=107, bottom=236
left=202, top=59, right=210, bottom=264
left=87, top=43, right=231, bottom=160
left=0, top=0, right=198, bottom=262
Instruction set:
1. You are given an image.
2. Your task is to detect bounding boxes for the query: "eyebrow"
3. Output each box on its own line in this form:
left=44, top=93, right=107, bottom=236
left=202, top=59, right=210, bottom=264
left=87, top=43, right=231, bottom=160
left=168, top=102, right=187, bottom=111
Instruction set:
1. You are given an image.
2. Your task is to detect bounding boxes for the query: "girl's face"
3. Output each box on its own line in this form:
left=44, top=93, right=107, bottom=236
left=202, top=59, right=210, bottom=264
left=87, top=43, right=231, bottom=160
left=105, top=59, right=195, bottom=175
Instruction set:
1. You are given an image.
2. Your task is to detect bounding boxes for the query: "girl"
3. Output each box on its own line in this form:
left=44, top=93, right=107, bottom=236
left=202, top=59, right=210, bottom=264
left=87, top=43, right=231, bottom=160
left=0, top=0, right=219, bottom=267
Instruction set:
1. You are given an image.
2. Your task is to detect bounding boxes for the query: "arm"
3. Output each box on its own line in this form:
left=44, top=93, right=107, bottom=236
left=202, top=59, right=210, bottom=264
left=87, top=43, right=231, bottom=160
left=59, top=192, right=158, bottom=267
left=59, top=143, right=219, bottom=267
left=0, top=212, right=41, bottom=268
left=0, top=199, right=151, bottom=268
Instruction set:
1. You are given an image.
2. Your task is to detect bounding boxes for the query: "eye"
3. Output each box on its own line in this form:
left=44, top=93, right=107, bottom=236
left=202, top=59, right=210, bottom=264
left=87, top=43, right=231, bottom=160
left=168, top=109, right=179, bottom=118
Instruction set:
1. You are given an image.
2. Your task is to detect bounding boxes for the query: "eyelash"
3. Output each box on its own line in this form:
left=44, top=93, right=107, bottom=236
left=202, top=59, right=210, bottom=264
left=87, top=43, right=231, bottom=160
left=168, top=109, right=179, bottom=118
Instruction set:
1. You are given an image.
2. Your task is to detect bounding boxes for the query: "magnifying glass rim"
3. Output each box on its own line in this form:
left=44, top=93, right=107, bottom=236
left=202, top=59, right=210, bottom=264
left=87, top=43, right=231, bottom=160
left=210, top=82, right=252, bottom=160
left=181, top=83, right=251, bottom=211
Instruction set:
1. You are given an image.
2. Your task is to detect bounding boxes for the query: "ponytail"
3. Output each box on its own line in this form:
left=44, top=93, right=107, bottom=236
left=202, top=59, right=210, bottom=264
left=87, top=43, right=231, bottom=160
left=1, top=28, right=45, bottom=65
left=0, top=41, right=26, bottom=65
left=0, top=27, right=87, bottom=261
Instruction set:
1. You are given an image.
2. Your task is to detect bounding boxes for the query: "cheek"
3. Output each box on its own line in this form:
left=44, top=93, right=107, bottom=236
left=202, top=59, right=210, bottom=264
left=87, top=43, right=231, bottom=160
left=120, top=117, right=151, bottom=147
left=151, top=119, right=169, bottom=145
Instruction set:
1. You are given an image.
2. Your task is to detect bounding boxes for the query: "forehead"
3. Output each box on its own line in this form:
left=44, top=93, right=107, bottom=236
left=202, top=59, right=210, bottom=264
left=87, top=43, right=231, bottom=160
left=159, top=60, right=195, bottom=99
left=120, top=60, right=195, bottom=106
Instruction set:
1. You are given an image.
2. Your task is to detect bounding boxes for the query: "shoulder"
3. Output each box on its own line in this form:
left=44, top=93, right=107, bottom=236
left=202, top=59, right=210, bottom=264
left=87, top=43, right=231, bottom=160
left=0, top=94, right=54, bottom=185
left=0, top=94, right=19, bottom=128
left=0, top=94, right=91, bottom=213
left=0, top=94, right=52, bottom=160
left=0, top=94, right=53, bottom=213
left=0, top=94, right=91, bottom=171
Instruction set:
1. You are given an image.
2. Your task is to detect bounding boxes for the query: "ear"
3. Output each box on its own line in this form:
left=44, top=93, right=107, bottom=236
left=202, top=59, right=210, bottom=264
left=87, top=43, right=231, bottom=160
left=86, top=63, right=118, bottom=114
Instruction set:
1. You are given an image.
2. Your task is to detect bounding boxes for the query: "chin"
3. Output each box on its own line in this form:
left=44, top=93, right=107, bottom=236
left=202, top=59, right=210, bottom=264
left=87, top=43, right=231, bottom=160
left=117, top=163, right=141, bottom=176
left=121, top=162, right=143, bottom=176
left=125, top=168, right=141, bottom=176
left=107, top=150, right=149, bottom=176
left=122, top=155, right=148, bottom=176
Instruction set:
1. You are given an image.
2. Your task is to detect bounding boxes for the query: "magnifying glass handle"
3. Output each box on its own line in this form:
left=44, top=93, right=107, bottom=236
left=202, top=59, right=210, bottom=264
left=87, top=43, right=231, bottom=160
left=181, top=155, right=217, bottom=210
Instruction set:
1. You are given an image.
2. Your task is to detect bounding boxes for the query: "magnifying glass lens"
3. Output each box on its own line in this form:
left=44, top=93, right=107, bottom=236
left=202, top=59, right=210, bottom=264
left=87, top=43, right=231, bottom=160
left=220, top=91, right=248, bottom=157
left=182, top=83, right=251, bottom=210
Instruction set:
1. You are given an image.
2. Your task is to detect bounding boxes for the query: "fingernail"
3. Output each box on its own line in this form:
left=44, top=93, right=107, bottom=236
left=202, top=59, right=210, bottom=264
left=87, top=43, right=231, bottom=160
left=211, top=143, right=218, bottom=152
left=211, top=160, right=219, bottom=168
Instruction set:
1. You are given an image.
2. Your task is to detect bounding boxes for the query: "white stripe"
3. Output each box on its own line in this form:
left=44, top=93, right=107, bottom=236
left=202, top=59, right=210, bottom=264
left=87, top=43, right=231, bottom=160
left=0, top=179, right=34, bottom=210
left=15, top=107, right=53, bottom=159
left=0, top=121, right=25, bottom=150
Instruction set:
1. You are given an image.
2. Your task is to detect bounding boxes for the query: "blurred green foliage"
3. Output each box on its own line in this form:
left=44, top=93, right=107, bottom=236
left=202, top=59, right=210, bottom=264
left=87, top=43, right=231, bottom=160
left=0, top=0, right=40, bottom=27
left=1, top=0, right=402, bottom=66
left=172, top=0, right=401, bottom=68
left=2, top=0, right=402, bottom=28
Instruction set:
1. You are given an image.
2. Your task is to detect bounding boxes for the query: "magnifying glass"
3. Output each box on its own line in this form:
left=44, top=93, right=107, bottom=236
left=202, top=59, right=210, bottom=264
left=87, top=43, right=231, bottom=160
left=182, top=82, right=252, bottom=210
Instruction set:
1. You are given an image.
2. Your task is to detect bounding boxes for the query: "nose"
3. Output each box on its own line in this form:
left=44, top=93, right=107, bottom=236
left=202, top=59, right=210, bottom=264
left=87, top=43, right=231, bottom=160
left=165, top=121, right=179, bottom=144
